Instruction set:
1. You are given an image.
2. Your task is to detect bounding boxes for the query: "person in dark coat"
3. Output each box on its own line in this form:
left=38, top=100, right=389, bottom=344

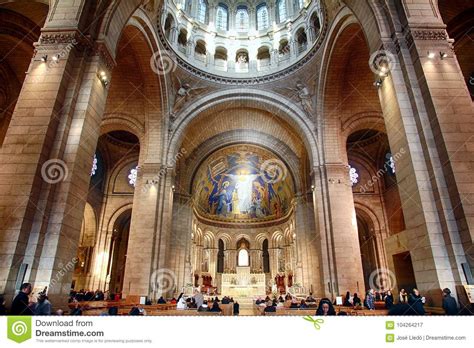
left=384, top=290, right=394, bottom=309
left=10, top=283, right=34, bottom=315
left=264, top=301, right=276, bottom=313
left=343, top=291, right=351, bottom=306
left=408, top=288, right=425, bottom=315
left=442, top=288, right=458, bottom=315
left=352, top=293, right=362, bottom=307
left=0, top=295, right=7, bottom=315
left=210, top=301, right=221, bottom=312
left=316, top=298, right=336, bottom=316
left=157, top=296, right=166, bottom=304
left=233, top=301, right=240, bottom=315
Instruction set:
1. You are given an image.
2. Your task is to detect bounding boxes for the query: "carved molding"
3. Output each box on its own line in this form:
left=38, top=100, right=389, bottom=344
left=411, top=29, right=448, bottom=41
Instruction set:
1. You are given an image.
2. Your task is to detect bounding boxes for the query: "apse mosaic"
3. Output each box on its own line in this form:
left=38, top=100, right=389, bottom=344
left=193, top=145, right=294, bottom=224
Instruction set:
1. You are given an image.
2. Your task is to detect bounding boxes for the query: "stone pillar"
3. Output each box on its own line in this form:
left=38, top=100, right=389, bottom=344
left=322, top=164, right=365, bottom=296
left=169, top=192, right=193, bottom=293
left=0, top=30, right=113, bottom=306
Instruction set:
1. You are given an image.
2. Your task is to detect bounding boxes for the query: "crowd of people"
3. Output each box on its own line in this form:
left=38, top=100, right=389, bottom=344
left=0, top=283, right=465, bottom=316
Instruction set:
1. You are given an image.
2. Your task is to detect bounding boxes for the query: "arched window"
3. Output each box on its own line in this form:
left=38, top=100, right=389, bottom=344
left=236, top=6, right=249, bottom=31
left=197, top=0, right=208, bottom=24
left=277, top=0, right=287, bottom=23
left=256, top=3, right=269, bottom=30
left=238, top=249, right=249, bottom=266
left=294, top=0, right=304, bottom=12
left=216, top=4, right=228, bottom=30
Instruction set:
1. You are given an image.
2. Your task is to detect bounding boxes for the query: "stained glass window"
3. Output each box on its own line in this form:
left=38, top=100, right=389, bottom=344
left=216, top=4, right=228, bottom=30
left=257, top=4, right=269, bottom=30
left=278, top=0, right=287, bottom=23
left=349, top=166, right=359, bottom=186
left=90, top=154, right=98, bottom=177
left=236, top=6, right=249, bottom=31
left=128, top=166, right=138, bottom=187
left=197, top=0, right=207, bottom=24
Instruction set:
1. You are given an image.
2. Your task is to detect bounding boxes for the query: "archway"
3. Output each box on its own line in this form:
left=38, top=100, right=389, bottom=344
left=108, top=209, right=132, bottom=295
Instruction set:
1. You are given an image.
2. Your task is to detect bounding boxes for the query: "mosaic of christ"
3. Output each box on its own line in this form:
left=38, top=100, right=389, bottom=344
left=193, top=145, right=294, bottom=223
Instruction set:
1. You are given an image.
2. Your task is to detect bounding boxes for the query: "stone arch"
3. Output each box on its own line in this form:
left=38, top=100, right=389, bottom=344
left=100, top=115, right=145, bottom=143
left=168, top=89, right=319, bottom=167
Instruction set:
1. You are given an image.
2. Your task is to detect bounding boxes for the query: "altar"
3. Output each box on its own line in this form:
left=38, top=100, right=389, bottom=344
left=221, top=267, right=266, bottom=297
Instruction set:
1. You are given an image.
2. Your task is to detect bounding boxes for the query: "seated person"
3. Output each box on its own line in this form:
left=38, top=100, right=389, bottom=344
left=264, top=296, right=271, bottom=302
left=352, top=293, right=362, bottom=307
left=170, top=297, right=177, bottom=304
left=177, top=297, right=187, bottom=310
left=210, top=301, right=222, bottom=312
left=300, top=300, right=308, bottom=309
left=157, top=296, right=166, bottom=304
left=306, top=293, right=316, bottom=303
left=197, top=303, right=209, bottom=312
left=316, top=298, right=336, bottom=316
left=221, top=297, right=230, bottom=304
left=290, top=299, right=299, bottom=309
left=230, top=297, right=234, bottom=303
left=278, top=296, right=285, bottom=303
left=264, top=301, right=276, bottom=313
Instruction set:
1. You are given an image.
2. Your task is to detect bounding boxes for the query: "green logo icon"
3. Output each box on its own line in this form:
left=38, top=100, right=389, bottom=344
left=386, top=334, right=395, bottom=343
left=386, top=321, right=395, bottom=330
left=7, top=316, right=32, bottom=343
left=303, top=316, right=325, bottom=330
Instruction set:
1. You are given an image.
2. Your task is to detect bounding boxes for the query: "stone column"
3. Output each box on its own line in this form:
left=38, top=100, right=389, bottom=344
left=321, top=164, right=365, bottom=296
left=0, top=29, right=113, bottom=305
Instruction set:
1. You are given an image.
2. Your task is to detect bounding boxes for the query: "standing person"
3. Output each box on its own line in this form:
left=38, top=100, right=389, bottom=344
left=194, top=290, right=204, bottom=308
left=399, top=289, right=408, bottom=303
left=34, top=292, right=52, bottom=315
left=233, top=301, right=240, bottom=316
left=10, top=283, right=34, bottom=315
left=384, top=290, right=394, bottom=309
left=366, top=289, right=375, bottom=310
left=442, top=288, right=458, bottom=315
left=408, top=288, right=425, bottom=315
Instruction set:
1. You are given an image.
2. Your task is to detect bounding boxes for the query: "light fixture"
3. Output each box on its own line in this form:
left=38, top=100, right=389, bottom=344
left=311, top=184, right=315, bottom=191
left=52, top=54, right=60, bottom=62
left=171, top=185, right=176, bottom=191
left=427, top=51, right=435, bottom=59
left=440, top=51, right=448, bottom=60
left=41, top=55, right=48, bottom=62
left=374, top=78, right=383, bottom=88
left=146, top=179, right=158, bottom=185
left=97, top=71, right=109, bottom=87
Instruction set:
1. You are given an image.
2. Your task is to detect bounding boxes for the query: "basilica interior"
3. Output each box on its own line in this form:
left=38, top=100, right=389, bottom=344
left=0, top=0, right=473, bottom=315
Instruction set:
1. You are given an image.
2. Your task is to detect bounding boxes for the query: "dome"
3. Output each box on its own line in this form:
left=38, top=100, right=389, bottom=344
left=158, top=0, right=325, bottom=81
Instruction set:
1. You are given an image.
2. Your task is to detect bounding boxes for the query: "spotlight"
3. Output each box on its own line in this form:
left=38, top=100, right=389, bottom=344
left=440, top=51, right=448, bottom=60
left=374, top=78, right=383, bottom=88
left=427, top=51, right=435, bottom=59
left=41, top=55, right=48, bottom=62
left=171, top=185, right=176, bottom=191
left=97, top=71, right=109, bottom=87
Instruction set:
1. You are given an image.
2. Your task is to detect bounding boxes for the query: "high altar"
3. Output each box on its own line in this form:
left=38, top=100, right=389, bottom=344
left=221, top=267, right=266, bottom=297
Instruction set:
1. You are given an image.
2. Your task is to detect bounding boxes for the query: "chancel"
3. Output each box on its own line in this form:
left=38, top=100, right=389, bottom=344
left=0, top=0, right=473, bottom=317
